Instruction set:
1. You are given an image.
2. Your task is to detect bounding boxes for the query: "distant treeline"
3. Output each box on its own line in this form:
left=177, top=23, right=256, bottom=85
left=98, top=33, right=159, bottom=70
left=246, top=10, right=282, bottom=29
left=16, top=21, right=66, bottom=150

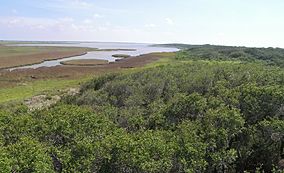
left=157, top=43, right=284, bottom=67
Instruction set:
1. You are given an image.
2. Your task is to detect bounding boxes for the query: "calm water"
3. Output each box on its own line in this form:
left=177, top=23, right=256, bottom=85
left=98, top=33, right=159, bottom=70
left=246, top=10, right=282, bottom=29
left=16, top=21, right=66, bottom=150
left=9, top=42, right=179, bottom=70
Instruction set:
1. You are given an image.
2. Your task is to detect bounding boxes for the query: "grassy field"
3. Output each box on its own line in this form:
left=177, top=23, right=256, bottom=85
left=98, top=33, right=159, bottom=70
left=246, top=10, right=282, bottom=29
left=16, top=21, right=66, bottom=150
left=0, top=77, right=92, bottom=103
left=60, top=59, right=109, bottom=66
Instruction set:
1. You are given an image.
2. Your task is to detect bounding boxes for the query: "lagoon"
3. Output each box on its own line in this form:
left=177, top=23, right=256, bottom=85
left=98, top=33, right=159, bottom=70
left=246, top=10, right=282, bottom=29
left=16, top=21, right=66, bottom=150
left=10, top=42, right=178, bottom=70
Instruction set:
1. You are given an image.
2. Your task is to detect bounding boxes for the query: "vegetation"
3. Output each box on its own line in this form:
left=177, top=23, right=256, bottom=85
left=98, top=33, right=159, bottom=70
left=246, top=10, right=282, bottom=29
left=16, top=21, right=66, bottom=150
left=172, top=44, right=284, bottom=67
left=0, top=45, right=284, bottom=172
left=0, top=44, right=132, bottom=69
left=0, top=46, right=97, bottom=69
left=112, top=54, right=131, bottom=58
left=0, top=78, right=88, bottom=103
left=0, top=50, right=174, bottom=104
left=60, top=59, right=109, bottom=66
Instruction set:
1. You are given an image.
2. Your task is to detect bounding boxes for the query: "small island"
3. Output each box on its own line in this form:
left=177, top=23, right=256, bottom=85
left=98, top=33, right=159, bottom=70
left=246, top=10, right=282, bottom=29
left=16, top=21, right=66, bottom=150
left=60, top=59, right=109, bottom=66
left=112, top=54, right=131, bottom=58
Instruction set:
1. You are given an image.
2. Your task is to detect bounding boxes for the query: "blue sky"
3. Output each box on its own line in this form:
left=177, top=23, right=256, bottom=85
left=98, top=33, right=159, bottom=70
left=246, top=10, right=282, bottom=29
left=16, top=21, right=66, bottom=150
left=0, top=0, right=284, bottom=47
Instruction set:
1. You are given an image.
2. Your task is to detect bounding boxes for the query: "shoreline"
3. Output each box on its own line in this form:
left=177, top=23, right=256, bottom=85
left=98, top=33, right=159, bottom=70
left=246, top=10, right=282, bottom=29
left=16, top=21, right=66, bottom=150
left=0, top=52, right=176, bottom=90
left=2, top=52, right=88, bottom=71
left=2, top=48, right=137, bottom=71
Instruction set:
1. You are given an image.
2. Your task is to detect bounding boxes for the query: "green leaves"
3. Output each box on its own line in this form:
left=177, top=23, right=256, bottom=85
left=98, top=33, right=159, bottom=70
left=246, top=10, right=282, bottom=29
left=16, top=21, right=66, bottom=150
left=240, top=84, right=284, bottom=124
left=1, top=51, right=284, bottom=172
left=175, top=45, right=284, bottom=68
left=7, top=137, right=54, bottom=173
left=176, top=121, right=207, bottom=172
left=125, top=131, right=176, bottom=173
left=165, top=93, right=207, bottom=124
left=0, top=147, right=12, bottom=173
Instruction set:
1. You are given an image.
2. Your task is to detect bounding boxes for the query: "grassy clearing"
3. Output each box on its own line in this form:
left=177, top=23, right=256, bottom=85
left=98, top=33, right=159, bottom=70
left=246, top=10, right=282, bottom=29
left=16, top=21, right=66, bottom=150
left=0, top=77, right=91, bottom=103
left=144, top=52, right=177, bottom=67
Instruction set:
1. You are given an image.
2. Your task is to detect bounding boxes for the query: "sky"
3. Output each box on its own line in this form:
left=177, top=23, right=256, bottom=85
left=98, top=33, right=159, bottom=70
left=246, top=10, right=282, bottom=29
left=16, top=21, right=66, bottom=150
left=0, top=0, right=284, bottom=47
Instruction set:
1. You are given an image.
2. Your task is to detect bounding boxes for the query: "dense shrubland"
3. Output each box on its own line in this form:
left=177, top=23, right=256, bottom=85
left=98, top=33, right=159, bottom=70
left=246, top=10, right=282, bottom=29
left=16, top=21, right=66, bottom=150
left=0, top=45, right=284, bottom=172
left=174, top=44, right=284, bottom=67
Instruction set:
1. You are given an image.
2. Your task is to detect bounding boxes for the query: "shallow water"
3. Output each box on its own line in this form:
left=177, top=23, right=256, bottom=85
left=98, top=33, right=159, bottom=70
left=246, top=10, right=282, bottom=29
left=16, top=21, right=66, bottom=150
left=9, top=42, right=179, bottom=70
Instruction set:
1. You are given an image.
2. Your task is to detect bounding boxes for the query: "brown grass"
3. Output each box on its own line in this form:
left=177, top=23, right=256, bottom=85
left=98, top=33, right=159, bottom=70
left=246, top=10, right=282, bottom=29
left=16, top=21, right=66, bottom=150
left=0, top=52, right=175, bottom=88
left=0, top=46, right=97, bottom=69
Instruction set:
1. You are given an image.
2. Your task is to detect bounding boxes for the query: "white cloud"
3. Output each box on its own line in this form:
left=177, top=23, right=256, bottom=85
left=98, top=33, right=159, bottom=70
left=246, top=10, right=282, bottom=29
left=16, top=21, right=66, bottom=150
left=93, top=14, right=103, bottom=18
left=145, top=23, right=157, bottom=28
left=8, top=18, right=20, bottom=25
left=63, top=0, right=93, bottom=8
left=73, top=0, right=92, bottom=8
left=48, top=0, right=94, bottom=10
left=165, top=18, right=174, bottom=25
left=58, top=17, right=74, bottom=22
left=83, top=19, right=92, bottom=24
left=0, top=16, right=174, bottom=43
left=0, top=16, right=87, bottom=31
